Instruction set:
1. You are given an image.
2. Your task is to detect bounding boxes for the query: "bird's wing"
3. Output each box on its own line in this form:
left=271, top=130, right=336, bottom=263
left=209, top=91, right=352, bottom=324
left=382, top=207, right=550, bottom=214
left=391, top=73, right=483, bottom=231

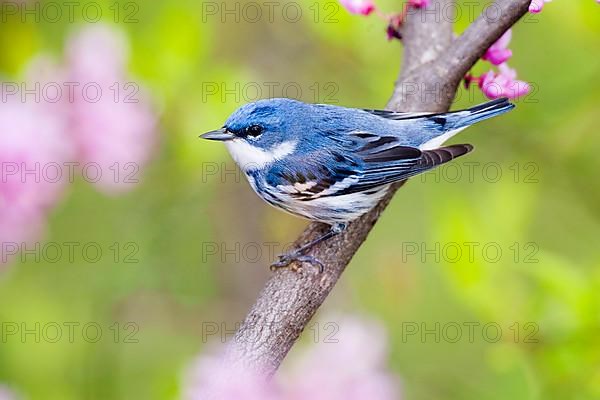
left=267, top=132, right=472, bottom=200
left=337, top=132, right=473, bottom=195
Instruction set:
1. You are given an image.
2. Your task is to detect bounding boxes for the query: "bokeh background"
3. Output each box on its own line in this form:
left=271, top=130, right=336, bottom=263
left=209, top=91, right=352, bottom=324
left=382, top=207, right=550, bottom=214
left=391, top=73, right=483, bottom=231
left=1, top=0, right=599, bottom=399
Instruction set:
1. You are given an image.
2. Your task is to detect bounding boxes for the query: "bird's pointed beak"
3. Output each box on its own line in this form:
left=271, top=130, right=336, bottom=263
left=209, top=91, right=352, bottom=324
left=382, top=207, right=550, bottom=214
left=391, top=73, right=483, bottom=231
left=200, top=128, right=234, bottom=141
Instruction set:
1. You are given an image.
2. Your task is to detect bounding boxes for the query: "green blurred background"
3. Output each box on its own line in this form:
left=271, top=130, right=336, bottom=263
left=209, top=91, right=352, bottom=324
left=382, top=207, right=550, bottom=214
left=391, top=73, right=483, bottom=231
left=1, top=0, right=599, bottom=399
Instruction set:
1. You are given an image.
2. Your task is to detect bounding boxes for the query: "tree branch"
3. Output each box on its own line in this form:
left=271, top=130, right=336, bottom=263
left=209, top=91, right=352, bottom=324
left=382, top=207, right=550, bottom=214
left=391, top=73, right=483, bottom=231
left=225, top=0, right=532, bottom=376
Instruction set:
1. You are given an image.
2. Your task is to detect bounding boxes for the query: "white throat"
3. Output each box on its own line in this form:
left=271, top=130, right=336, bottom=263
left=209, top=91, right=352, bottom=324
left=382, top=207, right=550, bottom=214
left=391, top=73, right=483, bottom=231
left=225, top=139, right=297, bottom=171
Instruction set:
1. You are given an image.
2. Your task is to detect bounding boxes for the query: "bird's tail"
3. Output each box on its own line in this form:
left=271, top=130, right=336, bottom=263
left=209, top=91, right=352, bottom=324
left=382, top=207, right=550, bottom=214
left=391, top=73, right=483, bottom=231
left=417, top=98, right=514, bottom=150
left=451, top=98, right=515, bottom=128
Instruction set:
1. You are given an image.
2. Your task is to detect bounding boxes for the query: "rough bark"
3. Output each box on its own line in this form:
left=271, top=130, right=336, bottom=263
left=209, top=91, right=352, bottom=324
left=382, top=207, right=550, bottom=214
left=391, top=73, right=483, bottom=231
left=225, top=0, right=533, bottom=376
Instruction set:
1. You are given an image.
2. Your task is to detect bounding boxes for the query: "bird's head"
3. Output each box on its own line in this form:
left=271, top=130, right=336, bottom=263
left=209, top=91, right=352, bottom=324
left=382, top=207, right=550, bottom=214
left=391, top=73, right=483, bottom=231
left=201, top=98, right=311, bottom=172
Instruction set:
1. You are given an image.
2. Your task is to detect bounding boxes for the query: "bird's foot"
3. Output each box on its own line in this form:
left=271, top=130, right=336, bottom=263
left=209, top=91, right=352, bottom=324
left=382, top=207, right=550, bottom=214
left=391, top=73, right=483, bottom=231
left=270, top=252, right=324, bottom=273
left=269, top=222, right=346, bottom=273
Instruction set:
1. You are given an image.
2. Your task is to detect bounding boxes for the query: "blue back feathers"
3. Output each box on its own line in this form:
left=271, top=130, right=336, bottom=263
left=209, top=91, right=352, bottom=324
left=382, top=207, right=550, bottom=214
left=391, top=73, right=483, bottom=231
left=224, top=97, right=514, bottom=152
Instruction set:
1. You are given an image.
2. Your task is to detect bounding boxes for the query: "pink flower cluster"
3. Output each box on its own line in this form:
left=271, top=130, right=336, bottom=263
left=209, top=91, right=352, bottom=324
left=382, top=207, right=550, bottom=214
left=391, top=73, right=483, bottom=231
left=475, top=64, right=530, bottom=99
left=466, top=29, right=529, bottom=100
left=474, top=0, right=599, bottom=98
left=184, top=315, right=401, bottom=400
left=0, top=24, right=157, bottom=268
left=1, top=58, right=74, bottom=269
left=481, top=30, right=512, bottom=66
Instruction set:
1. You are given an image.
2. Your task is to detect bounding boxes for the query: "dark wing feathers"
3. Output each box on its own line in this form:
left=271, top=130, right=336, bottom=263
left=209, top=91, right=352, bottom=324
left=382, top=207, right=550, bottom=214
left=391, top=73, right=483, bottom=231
left=418, top=144, right=473, bottom=167
left=268, top=133, right=472, bottom=200
left=333, top=136, right=472, bottom=195
left=361, top=145, right=421, bottom=163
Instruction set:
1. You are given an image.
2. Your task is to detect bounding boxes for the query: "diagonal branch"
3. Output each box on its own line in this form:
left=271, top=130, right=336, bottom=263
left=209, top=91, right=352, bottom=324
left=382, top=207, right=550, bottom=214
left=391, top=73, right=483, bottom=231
left=440, top=0, right=533, bottom=80
left=226, top=0, right=533, bottom=376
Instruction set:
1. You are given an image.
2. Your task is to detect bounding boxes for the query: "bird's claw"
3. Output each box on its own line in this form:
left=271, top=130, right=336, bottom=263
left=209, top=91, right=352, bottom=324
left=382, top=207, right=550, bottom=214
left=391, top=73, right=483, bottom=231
left=270, top=253, right=325, bottom=273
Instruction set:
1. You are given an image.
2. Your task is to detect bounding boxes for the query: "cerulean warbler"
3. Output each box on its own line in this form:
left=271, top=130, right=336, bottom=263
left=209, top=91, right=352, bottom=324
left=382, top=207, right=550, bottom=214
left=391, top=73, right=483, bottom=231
left=201, top=97, right=514, bottom=271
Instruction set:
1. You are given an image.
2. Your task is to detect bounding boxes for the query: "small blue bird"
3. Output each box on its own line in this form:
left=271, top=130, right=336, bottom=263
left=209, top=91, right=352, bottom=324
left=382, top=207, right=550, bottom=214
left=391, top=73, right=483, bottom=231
left=201, top=97, right=514, bottom=271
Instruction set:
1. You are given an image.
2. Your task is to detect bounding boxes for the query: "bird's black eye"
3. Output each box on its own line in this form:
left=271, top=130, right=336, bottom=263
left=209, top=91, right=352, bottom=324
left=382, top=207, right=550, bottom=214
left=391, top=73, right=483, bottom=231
left=247, top=125, right=263, bottom=137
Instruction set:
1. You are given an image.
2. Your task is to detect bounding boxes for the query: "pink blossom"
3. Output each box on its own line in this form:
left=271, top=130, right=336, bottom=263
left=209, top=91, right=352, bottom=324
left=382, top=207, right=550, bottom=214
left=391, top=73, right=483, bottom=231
left=482, top=29, right=513, bottom=65
left=529, top=0, right=551, bottom=13
left=408, top=0, right=431, bottom=8
left=184, top=315, right=401, bottom=400
left=0, top=59, right=74, bottom=268
left=66, top=25, right=158, bottom=195
left=1, top=24, right=159, bottom=269
left=479, top=64, right=530, bottom=100
left=339, top=0, right=376, bottom=15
